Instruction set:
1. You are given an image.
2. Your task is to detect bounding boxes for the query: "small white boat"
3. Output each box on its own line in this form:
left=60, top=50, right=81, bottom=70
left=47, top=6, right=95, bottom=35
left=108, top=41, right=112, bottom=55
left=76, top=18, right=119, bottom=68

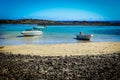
left=21, top=29, right=43, bottom=36
left=33, top=26, right=45, bottom=29
left=76, top=34, right=93, bottom=40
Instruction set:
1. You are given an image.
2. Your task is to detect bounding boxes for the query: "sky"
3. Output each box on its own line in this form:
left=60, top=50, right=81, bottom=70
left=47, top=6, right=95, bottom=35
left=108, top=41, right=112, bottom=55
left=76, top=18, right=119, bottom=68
left=0, top=0, right=120, bottom=21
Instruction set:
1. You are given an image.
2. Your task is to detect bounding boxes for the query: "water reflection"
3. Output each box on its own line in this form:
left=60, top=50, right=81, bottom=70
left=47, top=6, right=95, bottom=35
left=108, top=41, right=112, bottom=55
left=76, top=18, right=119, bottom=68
left=76, top=39, right=91, bottom=43
left=19, top=36, right=42, bottom=44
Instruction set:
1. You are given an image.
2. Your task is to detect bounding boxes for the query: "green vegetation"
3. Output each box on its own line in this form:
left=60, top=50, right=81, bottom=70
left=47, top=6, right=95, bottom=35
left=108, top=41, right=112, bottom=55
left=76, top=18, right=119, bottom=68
left=0, top=19, right=120, bottom=26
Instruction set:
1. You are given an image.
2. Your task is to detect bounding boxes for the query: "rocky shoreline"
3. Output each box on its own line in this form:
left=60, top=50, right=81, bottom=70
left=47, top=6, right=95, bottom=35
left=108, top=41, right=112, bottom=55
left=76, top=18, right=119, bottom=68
left=0, top=52, right=120, bottom=80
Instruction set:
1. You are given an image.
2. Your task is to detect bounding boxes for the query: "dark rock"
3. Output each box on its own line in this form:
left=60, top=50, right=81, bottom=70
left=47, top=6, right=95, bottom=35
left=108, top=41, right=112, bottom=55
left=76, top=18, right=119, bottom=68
left=0, top=52, right=120, bottom=80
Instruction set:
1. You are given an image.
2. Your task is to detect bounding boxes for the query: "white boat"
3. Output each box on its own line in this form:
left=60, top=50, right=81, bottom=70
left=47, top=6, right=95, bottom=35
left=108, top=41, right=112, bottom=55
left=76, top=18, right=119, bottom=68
left=21, top=29, right=43, bottom=36
left=76, top=34, right=93, bottom=40
left=33, top=26, right=45, bottom=29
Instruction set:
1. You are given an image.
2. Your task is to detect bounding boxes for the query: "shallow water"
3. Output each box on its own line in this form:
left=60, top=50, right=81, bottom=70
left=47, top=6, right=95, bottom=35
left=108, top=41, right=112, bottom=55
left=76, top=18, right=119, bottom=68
left=0, top=24, right=120, bottom=45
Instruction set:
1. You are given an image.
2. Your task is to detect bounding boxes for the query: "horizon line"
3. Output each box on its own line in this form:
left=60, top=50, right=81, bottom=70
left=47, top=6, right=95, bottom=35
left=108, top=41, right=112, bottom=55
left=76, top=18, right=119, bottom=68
left=0, top=18, right=120, bottom=22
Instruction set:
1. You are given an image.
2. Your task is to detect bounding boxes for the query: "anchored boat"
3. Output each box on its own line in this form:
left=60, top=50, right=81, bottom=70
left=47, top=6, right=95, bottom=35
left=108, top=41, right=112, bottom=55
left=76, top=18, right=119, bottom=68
left=33, top=26, right=45, bottom=29
left=21, top=29, right=43, bottom=36
left=76, top=32, right=93, bottom=40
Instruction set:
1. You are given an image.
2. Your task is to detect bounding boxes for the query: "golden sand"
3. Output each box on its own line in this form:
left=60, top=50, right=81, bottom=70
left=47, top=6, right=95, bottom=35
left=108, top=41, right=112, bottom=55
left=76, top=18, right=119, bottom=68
left=0, top=42, right=120, bottom=56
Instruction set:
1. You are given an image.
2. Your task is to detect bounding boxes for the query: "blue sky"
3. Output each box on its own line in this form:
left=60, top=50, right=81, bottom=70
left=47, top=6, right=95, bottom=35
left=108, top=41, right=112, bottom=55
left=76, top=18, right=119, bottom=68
left=0, top=0, right=120, bottom=21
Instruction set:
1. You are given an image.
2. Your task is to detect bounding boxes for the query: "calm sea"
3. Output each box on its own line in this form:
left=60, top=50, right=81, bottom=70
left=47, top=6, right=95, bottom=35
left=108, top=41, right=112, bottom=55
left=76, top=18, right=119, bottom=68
left=0, top=24, right=120, bottom=45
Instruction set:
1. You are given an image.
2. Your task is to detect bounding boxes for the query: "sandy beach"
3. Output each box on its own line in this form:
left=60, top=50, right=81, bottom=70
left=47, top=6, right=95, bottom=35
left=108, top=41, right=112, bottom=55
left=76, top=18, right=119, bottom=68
left=1, top=42, right=120, bottom=56
left=0, top=42, right=120, bottom=79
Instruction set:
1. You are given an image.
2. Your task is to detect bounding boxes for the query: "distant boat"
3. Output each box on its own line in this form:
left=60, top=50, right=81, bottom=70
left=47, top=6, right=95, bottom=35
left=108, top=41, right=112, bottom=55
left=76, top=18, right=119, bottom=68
left=76, top=33, right=93, bottom=40
left=21, top=29, right=43, bottom=36
left=33, top=26, right=45, bottom=29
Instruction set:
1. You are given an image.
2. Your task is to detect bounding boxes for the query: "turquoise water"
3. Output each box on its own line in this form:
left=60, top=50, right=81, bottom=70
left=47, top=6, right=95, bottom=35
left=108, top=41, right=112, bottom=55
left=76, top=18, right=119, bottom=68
left=0, top=24, right=120, bottom=45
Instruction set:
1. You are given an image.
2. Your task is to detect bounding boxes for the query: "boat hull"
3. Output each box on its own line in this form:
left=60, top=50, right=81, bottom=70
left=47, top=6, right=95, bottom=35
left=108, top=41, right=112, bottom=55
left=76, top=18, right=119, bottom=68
left=33, top=26, right=45, bottom=29
left=21, top=31, right=43, bottom=36
left=76, top=34, right=93, bottom=40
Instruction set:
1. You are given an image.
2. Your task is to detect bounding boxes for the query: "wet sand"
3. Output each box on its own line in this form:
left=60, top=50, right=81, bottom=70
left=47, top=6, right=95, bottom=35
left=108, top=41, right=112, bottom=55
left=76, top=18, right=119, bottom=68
left=0, top=42, right=120, bottom=56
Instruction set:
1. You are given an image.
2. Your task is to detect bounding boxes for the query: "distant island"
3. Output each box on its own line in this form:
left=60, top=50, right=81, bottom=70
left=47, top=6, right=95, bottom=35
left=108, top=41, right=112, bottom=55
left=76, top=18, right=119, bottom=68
left=0, top=19, right=120, bottom=26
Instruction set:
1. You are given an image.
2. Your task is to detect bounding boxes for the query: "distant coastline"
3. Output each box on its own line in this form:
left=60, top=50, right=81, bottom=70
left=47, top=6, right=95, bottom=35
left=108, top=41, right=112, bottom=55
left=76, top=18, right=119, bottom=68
left=0, top=19, right=120, bottom=26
